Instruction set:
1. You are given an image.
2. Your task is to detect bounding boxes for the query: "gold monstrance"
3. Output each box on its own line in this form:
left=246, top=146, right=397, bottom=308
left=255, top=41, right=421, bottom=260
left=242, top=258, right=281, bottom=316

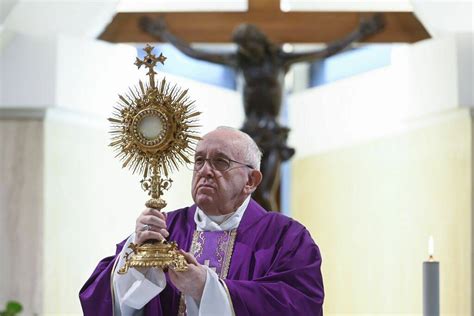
left=109, top=45, right=201, bottom=274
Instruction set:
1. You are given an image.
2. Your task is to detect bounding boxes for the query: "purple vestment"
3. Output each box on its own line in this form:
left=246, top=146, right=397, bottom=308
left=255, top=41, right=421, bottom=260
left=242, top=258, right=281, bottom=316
left=79, top=199, right=324, bottom=315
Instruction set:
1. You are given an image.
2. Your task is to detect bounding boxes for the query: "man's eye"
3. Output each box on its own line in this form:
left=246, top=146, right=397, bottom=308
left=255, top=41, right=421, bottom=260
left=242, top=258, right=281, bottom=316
left=194, top=157, right=204, bottom=164
left=213, top=157, right=229, bottom=168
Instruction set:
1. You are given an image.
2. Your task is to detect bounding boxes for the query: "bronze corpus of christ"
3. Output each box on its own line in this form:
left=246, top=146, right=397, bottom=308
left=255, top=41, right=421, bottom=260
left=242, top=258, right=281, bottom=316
left=140, top=15, right=385, bottom=211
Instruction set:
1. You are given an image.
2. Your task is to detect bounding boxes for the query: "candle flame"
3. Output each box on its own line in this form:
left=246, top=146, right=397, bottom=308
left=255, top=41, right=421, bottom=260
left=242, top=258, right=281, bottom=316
left=428, top=235, right=434, bottom=258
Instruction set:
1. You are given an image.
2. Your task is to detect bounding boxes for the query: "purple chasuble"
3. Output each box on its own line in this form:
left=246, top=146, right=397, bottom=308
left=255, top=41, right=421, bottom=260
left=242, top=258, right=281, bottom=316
left=79, top=199, right=324, bottom=315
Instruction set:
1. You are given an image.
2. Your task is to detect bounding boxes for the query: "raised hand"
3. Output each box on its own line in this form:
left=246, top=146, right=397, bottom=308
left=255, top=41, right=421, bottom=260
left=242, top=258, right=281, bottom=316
left=135, top=208, right=169, bottom=245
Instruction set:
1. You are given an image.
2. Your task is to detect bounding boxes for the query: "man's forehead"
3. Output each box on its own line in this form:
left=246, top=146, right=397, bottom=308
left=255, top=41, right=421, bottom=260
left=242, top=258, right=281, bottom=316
left=194, top=148, right=229, bottom=157
left=195, top=132, right=243, bottom=157
left=195, top=139, right=232, bottom=154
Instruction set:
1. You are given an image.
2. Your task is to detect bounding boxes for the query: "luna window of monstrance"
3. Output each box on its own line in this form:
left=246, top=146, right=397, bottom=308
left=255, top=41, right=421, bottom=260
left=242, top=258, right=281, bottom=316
left=108, top=44, right=201, bottom=273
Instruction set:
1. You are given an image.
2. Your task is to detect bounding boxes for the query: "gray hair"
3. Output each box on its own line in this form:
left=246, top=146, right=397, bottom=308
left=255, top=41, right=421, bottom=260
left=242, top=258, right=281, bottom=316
left=216, top=126, right=262, bottom=170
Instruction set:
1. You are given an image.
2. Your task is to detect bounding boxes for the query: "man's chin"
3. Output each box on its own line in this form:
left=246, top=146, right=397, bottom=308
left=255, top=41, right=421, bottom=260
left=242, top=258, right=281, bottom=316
left=195, top=195, right=216, bottom=210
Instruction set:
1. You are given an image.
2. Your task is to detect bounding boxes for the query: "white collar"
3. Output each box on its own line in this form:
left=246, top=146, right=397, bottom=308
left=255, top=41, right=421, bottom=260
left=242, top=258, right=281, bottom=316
left=194, top=196, right=251, bottom=231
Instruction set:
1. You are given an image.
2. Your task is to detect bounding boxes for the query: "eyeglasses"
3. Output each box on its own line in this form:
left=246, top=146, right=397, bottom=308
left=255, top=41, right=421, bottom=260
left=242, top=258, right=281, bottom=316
left=192, top=156, right=254, bottom=172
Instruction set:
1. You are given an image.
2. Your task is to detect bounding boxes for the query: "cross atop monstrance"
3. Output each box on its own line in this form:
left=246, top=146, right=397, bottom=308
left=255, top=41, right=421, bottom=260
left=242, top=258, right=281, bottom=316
left=134, top=45, right=167, bottom=79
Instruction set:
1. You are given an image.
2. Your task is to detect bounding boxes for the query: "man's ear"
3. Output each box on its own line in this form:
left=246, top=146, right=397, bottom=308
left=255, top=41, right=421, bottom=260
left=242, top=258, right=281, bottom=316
left=244, top=169, right=263, bottom=194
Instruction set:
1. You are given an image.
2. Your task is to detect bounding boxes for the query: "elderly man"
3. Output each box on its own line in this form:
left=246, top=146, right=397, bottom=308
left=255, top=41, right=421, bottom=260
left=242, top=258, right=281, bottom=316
left=80, top=127, right=324, bottom=315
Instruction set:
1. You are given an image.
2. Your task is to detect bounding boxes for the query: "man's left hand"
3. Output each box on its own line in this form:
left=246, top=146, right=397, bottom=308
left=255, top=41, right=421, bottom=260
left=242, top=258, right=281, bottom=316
left=169, top=251, right=207, bottom=302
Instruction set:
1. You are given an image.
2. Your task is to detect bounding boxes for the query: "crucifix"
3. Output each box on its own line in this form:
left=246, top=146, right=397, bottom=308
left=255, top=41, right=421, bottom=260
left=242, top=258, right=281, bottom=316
left=99, top=3, right=429, bottom=211
left=138, top=15, right=384, bottom=211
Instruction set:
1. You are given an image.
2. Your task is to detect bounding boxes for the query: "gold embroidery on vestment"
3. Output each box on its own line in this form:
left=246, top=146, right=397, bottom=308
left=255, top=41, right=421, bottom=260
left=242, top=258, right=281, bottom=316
left=178, top=229, right=237, bottom=314
left=220, top=229, right=237, bottom=279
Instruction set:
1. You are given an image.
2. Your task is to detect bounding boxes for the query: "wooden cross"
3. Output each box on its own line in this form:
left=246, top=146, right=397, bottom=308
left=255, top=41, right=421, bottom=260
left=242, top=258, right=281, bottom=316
left=99, top=0, right=429, bottom=44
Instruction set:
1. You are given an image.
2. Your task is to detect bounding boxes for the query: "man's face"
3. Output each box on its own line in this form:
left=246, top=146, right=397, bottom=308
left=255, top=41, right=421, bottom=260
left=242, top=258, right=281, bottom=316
left=191, top=130, right=251, bottom=215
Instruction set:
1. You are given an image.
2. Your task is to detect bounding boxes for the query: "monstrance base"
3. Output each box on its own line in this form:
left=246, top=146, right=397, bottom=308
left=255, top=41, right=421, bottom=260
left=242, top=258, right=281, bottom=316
left=118, top=240, right=188, bottom=274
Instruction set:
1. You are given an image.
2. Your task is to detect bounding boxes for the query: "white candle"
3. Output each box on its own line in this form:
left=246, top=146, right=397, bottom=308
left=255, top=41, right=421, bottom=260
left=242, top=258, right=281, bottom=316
left=428, top=235, right=434, bottom=259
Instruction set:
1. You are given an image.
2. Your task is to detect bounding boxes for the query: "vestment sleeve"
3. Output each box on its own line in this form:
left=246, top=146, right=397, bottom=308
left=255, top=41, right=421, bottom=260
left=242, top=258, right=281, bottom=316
left=79, top=235, right=166, bottom=316
left=224, top=227, right=324, bottom=316
left=79, top=241, right=124, bottom=316
left=114, top=234, right=167, bottom=313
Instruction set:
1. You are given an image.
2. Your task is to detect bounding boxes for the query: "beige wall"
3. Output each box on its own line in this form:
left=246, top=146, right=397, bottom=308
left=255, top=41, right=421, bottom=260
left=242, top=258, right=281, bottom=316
left=42, top=109, right=151, bottom=314
left=292, top=109, right=472, bottom=315
left=0, top=118, right=44, bottom=314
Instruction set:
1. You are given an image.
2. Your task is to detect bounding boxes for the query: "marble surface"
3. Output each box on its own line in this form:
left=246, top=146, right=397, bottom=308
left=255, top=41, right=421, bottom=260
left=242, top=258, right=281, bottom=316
left=0, top=118, right=44, bottom=314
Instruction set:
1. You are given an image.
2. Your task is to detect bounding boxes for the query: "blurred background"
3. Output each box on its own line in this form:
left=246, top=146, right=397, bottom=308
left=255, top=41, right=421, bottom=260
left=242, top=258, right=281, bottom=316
left=0, top=0, right=472, bottom=314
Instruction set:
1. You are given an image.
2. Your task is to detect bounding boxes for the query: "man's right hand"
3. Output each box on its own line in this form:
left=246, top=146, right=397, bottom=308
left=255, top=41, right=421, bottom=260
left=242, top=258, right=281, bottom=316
left=135, top=208, right=169, bottom=245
